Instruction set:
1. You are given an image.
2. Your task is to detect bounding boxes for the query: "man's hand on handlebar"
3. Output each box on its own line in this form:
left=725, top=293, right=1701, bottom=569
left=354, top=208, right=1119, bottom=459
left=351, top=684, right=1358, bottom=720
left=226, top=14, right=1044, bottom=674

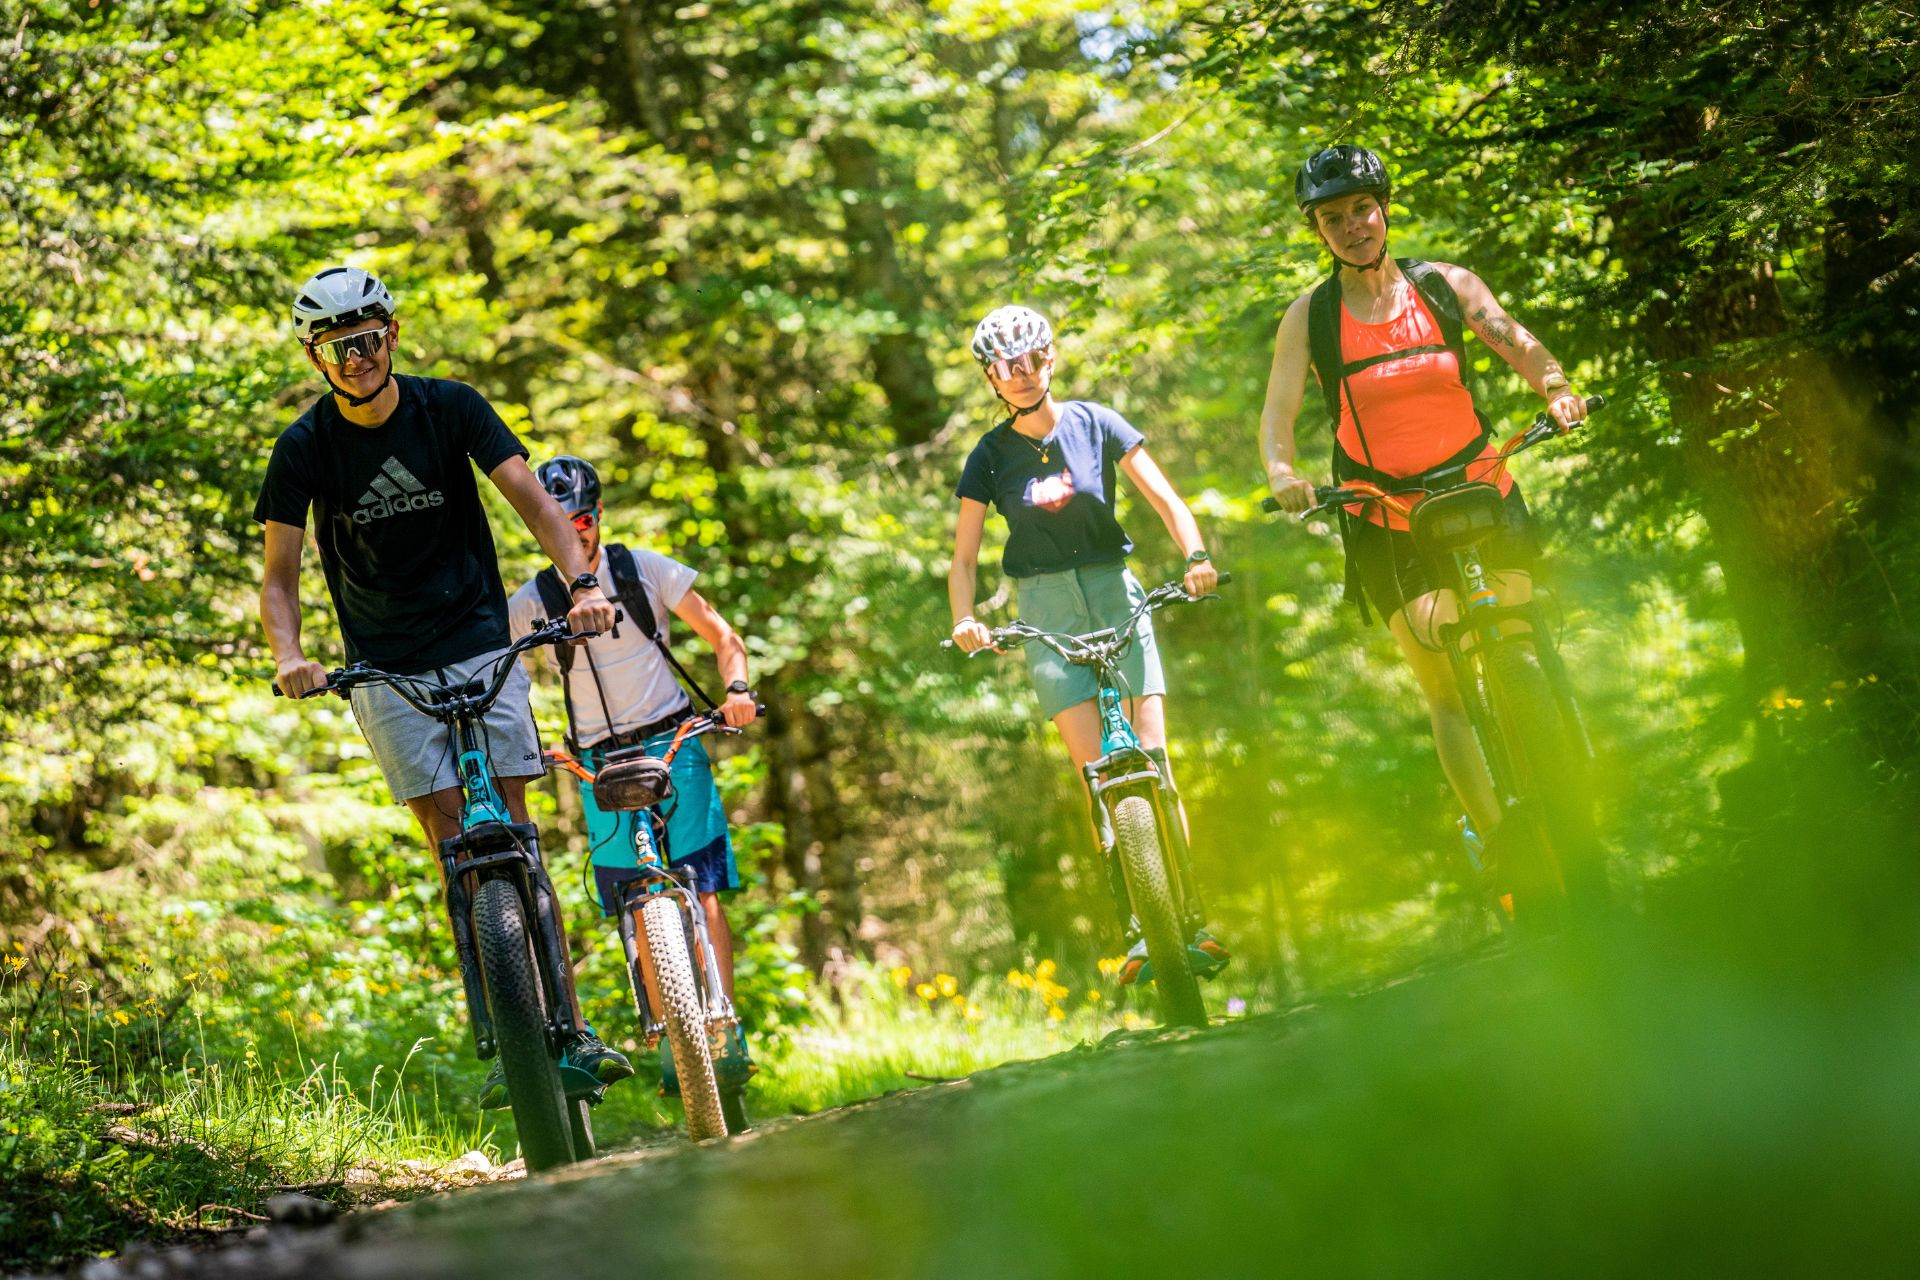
left=566, top=585, right=618, bottom=643
left=719, top=689, right=758, bottom=729
left=951, top=616, right=994, bottom=654
left=274, top=656, right=331, bottom=700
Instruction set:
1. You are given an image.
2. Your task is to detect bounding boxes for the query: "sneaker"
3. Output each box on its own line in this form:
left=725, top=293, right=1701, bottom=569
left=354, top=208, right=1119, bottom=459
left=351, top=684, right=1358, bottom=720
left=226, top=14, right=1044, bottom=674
left=1459, top=815, right=1488, bottom=876
left=1117, top=936, right=1150, bottom=986
left=658, top=1037, right=680, bottom=1098
left=1190, top=929, right=1231, bottom=980
left=560, top=1028, right=634, bottom=1094
left=478, top=1029, right=634, bottom=1110
left=712, top=1022, right=757, bottom=1090
left=1118, top=930, right=1232, bottom=986
left=477, top=1058, right=509, bottom=1111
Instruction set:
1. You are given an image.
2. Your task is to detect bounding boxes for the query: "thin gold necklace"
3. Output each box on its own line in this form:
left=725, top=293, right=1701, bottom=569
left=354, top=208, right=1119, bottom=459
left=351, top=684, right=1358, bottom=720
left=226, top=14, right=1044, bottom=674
left=1010, top=423, right=1055, bottom=465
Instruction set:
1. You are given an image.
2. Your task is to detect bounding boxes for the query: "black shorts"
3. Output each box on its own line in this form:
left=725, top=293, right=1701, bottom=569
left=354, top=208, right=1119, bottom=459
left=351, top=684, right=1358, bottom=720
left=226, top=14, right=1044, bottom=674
left=1344, top=485, right=1540, bottom=623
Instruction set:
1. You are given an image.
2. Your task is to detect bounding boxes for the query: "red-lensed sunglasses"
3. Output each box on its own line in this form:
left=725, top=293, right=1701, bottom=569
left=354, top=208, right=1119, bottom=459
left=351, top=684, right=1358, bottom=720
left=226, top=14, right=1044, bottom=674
left=570, top=509, right=598, bottom=532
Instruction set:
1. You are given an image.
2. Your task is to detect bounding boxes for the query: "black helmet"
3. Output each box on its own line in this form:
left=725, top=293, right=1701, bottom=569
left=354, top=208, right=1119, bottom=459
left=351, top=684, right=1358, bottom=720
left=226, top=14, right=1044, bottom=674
left=1294, top=145, right=1391, bottom=214
left=537, top=455, right=600, bottom=513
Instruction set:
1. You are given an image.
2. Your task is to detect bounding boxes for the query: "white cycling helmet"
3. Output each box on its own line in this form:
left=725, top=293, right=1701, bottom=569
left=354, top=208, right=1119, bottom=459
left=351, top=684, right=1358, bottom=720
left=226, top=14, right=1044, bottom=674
left=291, top=266, right=396, bottom=340
left=970, top=305, right=1054, bottom=370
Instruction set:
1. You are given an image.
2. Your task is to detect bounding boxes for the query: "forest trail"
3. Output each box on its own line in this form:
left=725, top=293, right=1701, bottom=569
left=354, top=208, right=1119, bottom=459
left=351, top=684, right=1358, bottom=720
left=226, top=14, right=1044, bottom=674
left=37, top=925, right=1920, bottom=1279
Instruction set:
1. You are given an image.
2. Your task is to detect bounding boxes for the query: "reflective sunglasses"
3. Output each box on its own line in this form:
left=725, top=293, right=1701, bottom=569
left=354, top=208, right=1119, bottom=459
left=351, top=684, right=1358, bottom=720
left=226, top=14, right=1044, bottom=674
left=308, top=324, right=390, bottom=367
left=984, top=349, right=1048, bottom=382
left=570, top=508, right=599, bottom=532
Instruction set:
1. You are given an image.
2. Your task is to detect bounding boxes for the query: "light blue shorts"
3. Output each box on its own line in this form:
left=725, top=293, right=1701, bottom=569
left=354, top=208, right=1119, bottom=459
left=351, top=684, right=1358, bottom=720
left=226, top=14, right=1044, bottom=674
left=579, top=732, right=738, bottom=914
left=1015, top=561, right=1166, bottom=720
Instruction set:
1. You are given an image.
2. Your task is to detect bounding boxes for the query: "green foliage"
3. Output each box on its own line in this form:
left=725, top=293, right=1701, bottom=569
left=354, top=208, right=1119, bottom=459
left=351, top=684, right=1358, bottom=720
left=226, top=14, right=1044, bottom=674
left=4, top=0, right=1916, bottom=1261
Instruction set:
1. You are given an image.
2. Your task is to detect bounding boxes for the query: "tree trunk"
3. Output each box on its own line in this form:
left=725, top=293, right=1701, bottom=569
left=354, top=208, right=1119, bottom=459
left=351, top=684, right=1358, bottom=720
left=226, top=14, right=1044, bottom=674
left=822, top=135, right=945, bottom=447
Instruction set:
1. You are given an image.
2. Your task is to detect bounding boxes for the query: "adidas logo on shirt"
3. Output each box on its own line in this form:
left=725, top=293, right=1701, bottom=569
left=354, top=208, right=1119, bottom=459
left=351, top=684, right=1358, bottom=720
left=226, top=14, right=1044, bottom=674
left=353, top=457, right=445, bottom=524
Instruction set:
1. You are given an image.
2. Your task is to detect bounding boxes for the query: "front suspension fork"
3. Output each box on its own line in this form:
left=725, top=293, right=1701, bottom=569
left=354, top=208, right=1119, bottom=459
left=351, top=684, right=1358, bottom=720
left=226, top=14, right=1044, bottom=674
left=441, top=823, right=578, bottom=1060
left=616, top=878, right=738, bottom=1050
left=1085, top=747, right=1205, bottom=937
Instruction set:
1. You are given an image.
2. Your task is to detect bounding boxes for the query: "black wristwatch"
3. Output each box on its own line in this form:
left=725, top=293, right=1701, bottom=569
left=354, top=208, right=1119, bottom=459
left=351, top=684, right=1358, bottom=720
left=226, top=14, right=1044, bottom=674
left=725, top=680, right=753, bottom=697
left=568, top=572, right=600, bottom=597
left=1186, top=549, right=1211, bottom=566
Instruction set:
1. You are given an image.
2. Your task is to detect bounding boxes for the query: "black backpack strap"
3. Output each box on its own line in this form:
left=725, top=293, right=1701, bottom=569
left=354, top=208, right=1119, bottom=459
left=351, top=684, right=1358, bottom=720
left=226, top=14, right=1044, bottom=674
left=1305, top=270, right=1346, bottom=430
left=533, top=567, right=576, bottom=675
left=605, top=543, right=719, bottom=711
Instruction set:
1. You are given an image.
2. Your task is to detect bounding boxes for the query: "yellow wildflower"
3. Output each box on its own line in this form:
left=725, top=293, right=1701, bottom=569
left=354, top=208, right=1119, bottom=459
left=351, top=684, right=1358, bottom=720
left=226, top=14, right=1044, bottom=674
left=1048, top=1005, right=1066, bottom=1022
left=890, top=965, right=912, bottom=988
left=914, top=982, right=937, bottom=1001
left=1035, top=958, right=1057, bottom=980
left=935, top=973, right=958, bottom=998
left=1086, top=990, right=1102, bottom=1003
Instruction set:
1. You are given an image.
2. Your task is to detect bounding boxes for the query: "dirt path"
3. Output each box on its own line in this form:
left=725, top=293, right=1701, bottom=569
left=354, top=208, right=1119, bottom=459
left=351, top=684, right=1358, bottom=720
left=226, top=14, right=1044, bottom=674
left=42, top=933, right=1920, bottom=1278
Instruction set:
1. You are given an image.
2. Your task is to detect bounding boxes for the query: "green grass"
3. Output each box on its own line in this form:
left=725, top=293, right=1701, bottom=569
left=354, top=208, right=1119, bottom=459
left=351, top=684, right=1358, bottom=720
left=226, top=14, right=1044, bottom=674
left=0, top=1009, right=491, bottom=1269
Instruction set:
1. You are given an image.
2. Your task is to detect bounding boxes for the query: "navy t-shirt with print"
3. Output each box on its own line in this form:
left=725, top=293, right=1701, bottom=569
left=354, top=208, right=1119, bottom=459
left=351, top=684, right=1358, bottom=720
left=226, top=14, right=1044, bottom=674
left=954, top=401, right=1146, bottom=578
left=252, top=375, right=530, bottom=673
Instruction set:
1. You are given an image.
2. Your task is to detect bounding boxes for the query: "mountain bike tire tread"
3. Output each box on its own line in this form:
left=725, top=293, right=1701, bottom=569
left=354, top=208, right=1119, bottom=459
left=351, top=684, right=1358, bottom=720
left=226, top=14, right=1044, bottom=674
left=473, top=877, right=576, bottom=1171
left=1113, top=793, right=1207, bottom=1028
left=1482, top=640, right=1606, bottom=919
left=643, top=895, right=728, bottom=1140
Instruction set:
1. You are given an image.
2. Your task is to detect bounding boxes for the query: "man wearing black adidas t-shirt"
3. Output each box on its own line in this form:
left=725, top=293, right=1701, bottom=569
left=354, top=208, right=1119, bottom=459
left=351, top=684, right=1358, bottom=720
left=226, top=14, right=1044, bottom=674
left=253, top=266, right=634, bottom=1101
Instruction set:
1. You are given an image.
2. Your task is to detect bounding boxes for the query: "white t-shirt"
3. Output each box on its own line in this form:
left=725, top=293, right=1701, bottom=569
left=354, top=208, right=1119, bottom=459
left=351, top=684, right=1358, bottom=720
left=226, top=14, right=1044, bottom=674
left=507, top=545, right=699, bottom=747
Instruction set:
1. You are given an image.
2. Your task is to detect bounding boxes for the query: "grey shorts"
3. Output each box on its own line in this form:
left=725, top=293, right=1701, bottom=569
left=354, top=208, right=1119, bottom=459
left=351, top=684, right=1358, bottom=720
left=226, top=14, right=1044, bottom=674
left=348, top=645, right=544, bottom=802
left=1015, top=561, right=1167, bottom=720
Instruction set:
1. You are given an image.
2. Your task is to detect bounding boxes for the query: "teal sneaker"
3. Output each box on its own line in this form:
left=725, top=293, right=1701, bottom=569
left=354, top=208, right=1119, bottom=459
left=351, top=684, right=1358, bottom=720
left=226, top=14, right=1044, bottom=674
left=559, top=1028, right=634, bottom=1094
left=477, top=1058, right=509, bottom=1111
left=1118, top=929, right=1232, bottom=986
left=713, top=1022, right=756, bottom=1090
left=479, top=1029, right=633, bottom=1111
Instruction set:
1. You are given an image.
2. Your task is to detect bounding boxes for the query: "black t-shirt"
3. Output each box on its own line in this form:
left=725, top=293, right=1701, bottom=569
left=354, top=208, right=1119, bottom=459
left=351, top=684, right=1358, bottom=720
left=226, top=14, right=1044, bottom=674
left=253, top=375, right=530, bottom=673
left=954, top=400, right=1147, bottom=578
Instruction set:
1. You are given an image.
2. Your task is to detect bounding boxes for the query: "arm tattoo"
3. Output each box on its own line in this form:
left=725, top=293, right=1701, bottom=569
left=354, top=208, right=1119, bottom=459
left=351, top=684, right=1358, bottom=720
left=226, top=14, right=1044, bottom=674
left=1471, top=304, right=1519, bottom=349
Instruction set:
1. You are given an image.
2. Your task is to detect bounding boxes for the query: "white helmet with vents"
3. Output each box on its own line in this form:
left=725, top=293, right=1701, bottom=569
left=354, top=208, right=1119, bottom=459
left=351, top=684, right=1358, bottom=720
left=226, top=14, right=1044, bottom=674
left=291, top=266, right=396, bottom=339
left=970, top=305, right=1054, bottom=371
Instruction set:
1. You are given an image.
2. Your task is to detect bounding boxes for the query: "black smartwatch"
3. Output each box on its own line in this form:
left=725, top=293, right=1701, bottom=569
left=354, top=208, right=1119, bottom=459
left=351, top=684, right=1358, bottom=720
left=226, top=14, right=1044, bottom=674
left=725, top=680, right=752, bottom=697
left=1186, top=549, right=1211, bottom=566
left=568, top=572, right=600, bottom=597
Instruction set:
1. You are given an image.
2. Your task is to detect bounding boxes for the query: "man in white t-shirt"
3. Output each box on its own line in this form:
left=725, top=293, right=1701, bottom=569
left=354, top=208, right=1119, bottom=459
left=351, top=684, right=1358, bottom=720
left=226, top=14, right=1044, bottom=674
left=509, top=455, right=759, bottom=1095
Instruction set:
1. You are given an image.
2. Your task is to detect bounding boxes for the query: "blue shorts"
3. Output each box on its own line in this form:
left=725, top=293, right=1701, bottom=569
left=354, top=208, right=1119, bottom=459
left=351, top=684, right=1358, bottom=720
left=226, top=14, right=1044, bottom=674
left=579, top=732, right=739, bottom=914
left=1015, top=561, right=1167, bottom=720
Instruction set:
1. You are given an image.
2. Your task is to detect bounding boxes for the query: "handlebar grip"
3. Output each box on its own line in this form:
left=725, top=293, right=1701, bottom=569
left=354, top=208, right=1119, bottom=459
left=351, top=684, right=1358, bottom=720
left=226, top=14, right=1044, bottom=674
left=1216, top=570, right=1233, bottom=586
left=1260, top=496, right=1281, bottom=514
left=940, top=639, right=955, bottom=650
left=271, top=683, right=282, bottom=698
left=755, top=702, right=767, bottom=718
left=1586, top=393, right=1606, bottom=411
left=609, top=607, right=623, bottom=641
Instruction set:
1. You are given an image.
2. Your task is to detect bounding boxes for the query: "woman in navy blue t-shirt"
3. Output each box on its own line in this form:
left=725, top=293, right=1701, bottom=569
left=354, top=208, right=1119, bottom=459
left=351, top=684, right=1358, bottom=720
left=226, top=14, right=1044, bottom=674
left=948, top=305, right=1224, bottom=979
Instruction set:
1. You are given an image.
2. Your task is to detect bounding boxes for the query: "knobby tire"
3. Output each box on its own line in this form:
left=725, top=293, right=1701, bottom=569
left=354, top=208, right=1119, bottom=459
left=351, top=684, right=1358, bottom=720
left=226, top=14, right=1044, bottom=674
left=1481, top=640, right=1605, bottom=920
left=1112, top=793, right=1207, bottom=1028
left=473, top=877, right=576, bottom=1171
left=643, top=895, right=728, bottom=1140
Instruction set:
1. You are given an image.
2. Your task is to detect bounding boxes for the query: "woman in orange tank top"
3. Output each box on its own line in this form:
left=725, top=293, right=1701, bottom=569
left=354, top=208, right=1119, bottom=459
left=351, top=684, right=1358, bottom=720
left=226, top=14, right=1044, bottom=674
left=1255, top=143, right=1589, bottom=855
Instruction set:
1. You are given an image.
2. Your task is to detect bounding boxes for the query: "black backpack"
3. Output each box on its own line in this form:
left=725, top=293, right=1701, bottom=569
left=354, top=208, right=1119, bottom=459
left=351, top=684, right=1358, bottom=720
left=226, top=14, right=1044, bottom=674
left=534, top=543, right=717, bottom=726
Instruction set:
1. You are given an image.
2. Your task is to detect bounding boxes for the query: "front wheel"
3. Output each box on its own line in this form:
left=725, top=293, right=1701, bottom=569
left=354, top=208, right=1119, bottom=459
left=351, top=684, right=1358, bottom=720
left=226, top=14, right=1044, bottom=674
left=1112, top=793, right=1206, bottom=1029
left=642, top=895, right=728, bottom=1140
left=1481, top=640, right=1605, bottom=919
left=473, top=877, right=576, bottom=1171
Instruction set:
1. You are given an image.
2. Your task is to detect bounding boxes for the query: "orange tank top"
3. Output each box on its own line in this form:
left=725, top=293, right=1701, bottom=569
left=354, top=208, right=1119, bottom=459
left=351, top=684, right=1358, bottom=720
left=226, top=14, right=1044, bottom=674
left=1335, top=286, right=1508, bottom=529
